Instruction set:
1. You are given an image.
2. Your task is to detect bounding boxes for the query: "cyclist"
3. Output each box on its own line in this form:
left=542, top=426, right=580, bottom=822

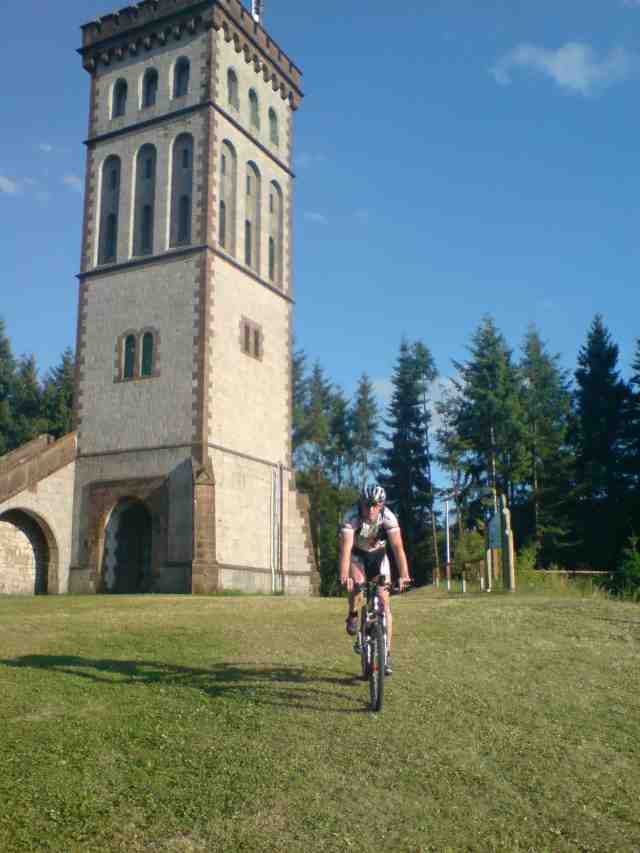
left=339, top=484, right=411, bottom=675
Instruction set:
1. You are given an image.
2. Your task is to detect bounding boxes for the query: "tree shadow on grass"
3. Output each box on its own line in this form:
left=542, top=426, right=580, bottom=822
left=0, top=656, right=370, bottom=714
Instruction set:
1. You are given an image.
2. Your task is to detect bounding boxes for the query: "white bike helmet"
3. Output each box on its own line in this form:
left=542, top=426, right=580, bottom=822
left=361, top=484, right=386, bottom=505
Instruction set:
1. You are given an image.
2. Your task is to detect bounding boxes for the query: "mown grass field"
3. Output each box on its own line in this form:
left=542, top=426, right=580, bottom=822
left=0, top=587, right=638, bottom=853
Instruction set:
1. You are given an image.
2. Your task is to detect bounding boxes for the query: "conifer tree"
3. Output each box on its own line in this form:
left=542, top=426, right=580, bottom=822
left=518, top=326, right=573, bottom=557
left=326, top=388, right=352, bottom=488
left=623, top=338, right=640, bottom=527
left=452, top=316, right=525, bottom=512
left=12, top=354, right=48, bottom=447
left=350, top=373, right=379, bottom=489
left=42, top=348, right=75, bottom=439
left=571, top=315, right=628, bottom=567
left=379, top=338, right=432, bottom=580
left=0, top=318, right=16, bottom=456
left=291, top=345, right=309, bottom=466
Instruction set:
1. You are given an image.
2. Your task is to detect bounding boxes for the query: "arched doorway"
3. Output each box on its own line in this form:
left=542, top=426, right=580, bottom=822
left=102, top=499, right=152, bottom=594
left=0, top=510, right=51, bottom=595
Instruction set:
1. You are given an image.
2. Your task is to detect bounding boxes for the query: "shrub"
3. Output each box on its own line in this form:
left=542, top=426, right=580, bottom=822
left=605, top=535, right=640, bottom=601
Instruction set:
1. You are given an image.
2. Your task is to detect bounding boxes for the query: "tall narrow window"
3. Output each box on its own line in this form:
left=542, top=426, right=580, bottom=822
left=124, top=335, right=136, bottom=379
left=98, top=156, right=121, bottom=264
left=133, top=144, right=157, bottom=256
left=268, top=236, right=275, bottom=282
left=142, top=68, right=158, bottom=108
left=219, top=200, right=227, bottom=248
left=113, top=80, right=128, bottom=118
left=268, top=108, right=279, bottom=145
left=174, top=57, right=190, bottom=98
left=268, top=180, right=283, bottom=286
left=249, top=89, right=260, bottom=130
left=170, top=134, right=193, bottom=248
left=245, top=220, right=252, bottom=267
left=141, top=332, right=154, bottom=377
left=219, top=140, right=237, bottom=256
left=244, top=162, right=261, bottom=273
left=227, top=68, right=239, bottom=109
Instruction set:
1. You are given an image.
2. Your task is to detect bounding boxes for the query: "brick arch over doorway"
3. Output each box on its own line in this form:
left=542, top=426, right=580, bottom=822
left=87, top=476, right=169, bottom=593
left=0, top=509, right=59, bottom=595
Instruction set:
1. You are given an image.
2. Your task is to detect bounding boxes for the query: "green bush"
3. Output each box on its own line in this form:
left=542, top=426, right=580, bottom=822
left=605, top=535, right=640, bottom=601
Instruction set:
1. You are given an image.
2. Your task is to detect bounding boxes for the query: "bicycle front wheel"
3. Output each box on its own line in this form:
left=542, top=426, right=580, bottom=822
left=368, top=620, right=384, bottom=712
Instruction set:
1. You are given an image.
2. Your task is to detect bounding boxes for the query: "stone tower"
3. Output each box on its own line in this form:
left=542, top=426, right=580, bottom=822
left=65, top=0, right=318, bottom=595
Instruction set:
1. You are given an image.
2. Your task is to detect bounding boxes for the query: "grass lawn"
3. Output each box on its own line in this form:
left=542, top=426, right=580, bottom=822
left=0, top=587, right=638, bottom=853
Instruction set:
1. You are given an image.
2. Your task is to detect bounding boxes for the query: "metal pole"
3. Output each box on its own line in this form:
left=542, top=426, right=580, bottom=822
left=445, top=499, right=451, bottom=592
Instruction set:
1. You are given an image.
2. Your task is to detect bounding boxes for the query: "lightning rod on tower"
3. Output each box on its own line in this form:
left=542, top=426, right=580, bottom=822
left=252, top=0, right=263, bottom=24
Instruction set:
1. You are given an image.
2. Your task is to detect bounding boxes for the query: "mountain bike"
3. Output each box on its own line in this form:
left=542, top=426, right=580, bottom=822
left=354, top=579, right=390, bottom=712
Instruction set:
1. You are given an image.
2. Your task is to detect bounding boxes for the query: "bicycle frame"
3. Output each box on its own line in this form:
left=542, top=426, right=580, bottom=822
left=355, top=579, right=389, bottom=711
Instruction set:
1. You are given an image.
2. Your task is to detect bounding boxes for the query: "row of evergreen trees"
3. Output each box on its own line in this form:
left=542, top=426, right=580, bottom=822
left=0, top=319, right=75, bottom=455
left=294, top=314, right=640, bottom=594
left=2, top=313, right=638, bottom=594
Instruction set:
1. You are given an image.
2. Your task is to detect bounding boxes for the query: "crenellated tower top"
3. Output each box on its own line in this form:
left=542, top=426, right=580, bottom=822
left=79, top=0, right=303, bottom=108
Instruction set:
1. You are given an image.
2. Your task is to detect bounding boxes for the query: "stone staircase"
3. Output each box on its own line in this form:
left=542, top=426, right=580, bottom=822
left=287, top=489, right=320, bottom=594
left=0, top=432, right=78, bottom=507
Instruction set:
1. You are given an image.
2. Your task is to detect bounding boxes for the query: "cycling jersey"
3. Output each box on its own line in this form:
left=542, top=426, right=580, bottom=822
left=341, top=505, right=400, bottom=555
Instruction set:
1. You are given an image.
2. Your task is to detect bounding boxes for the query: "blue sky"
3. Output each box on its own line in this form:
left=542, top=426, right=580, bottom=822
left=1, top=0, right=639, bottom=418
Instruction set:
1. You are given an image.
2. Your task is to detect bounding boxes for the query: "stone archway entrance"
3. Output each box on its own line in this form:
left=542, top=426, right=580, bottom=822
left=0, top=510, right=53, bottom=595
left=102, top=499, right=152, bottom=594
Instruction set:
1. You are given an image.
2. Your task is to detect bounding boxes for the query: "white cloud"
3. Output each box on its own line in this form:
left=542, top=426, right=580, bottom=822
left=491, top=42, right=639, bottom=96
left=0, top=176, right=21, bottom=195
left=295, top=152, right=327, bottom=169
left=372, top=378, right=394, bottom=410
left=622, top=0, right=640, bottom=7
left=304, top=211, right=328, bottom=226
left=63, top=174, right=83, bottom=193
left=39, top=143, right=54, bottom=153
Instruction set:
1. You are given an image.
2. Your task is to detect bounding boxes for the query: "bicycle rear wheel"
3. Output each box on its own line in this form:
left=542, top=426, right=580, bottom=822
left=368, top=620, right=384, bottom=712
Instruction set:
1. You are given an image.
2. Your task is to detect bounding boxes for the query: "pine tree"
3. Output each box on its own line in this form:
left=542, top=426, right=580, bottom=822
left=571, top=315, right=628, bottom=568
left=350, top=373, right=379, bottom=489
left=0, top=318, right=16, bottom=456
left=291, top=345, right=309, bottom=466
left=42, top=348, right=75, bottom=439
left=326, top=388, right=352, bottom=488
left=11, top=354, right=48, bottom=448
left=413, top=341, right=439, bottom=573
left=452, top=316, right=525, bottom=512
left=380, top=338, right=432, bottom=581
left=518, top=326, right=573, bottom=559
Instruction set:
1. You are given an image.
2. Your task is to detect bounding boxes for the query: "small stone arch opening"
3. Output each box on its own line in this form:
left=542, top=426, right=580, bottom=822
left=0, top=510, right=58, bottom=595
left=101, top=498, right=152, bottom=594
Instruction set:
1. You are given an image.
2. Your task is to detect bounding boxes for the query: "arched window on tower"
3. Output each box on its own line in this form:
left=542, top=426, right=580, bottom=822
left=141, top=331, right=155, bottom=377
left=268, top=108, right=279, bottom=146
left=142, top=68, right=158, bottom=108
left=219, top=140, right=237, bottom=256
left=133, top=144, right=157, bottom=257
left=268, top=180, right=284, bottom=286
left=173, top=57, right=190, bottom=98
left=245, top=161, right=261, bottom=273
left=170, top=133, right=193, bottom=247
left=227, top=69, right=239, bottom=110
left=123, top=334, right=137, bottom=380
left=98, top=155, right=121, bottom=264
left=112, top=79, right=128, bottom=118
left=248, top=89, right=260, bottom=130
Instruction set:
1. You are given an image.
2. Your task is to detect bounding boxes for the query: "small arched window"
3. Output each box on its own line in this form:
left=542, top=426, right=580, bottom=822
left=113, top=79, right=128, bottom=118
left=268, top=108, right=279, bottom=146
left=174, top=57, right=190, bottom=98
left=142, top=68, right=158, bottom=108
left=141, top=332, right=154, bottom=377
left=124, top=334, right=136, bottom=379
left=170, top=134, right=193, bottom=248
left=133, top=144, right=157, bottom=257
left=219, top=140, right=237, bottom=256
left=98, top=156, right=121, bottom=264
left=227, top=69, right=239, bottom=109
left=249, top=89, right=260, bottom=130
